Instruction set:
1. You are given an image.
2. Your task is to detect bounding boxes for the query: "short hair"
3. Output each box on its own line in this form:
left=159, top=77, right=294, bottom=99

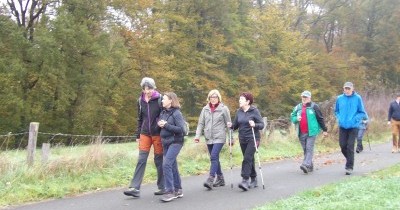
left=240, top=92, right=254, bottom=105
left=164, top=92, right=181, bottom=108
left=140, top=77, right=156, bottom=89
left=206, top=89, right=222, bottom=103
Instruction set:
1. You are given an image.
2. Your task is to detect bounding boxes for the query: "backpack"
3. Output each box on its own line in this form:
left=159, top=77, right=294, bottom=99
left=138, top=95, right=162, bottom=114
left=296, top=102, right=316, bottom=113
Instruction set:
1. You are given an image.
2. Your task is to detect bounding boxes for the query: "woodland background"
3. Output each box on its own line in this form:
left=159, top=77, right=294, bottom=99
left=1, top=0, right=399, bottom=147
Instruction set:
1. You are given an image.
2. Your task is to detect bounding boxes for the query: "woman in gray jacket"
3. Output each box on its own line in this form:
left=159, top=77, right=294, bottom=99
left=194, top=89, right=231, bottom=190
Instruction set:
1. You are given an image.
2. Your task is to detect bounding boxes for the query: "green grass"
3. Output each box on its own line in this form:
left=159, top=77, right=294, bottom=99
left=0, top=130, right=391, bottom=207
left=254, top=163, right=400, bottom=210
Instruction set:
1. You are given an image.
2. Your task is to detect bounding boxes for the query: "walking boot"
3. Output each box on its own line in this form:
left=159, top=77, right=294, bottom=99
left=249, top=177, right=258, bottom=188
left=356, top=143, right=363, bottom=153
left=238, top=179, right=249, bottom=191
left=203, top=176, right=214, bottom=190
left=213, top=175, right=225, bottom=187
left=300, top=164, right=308, bottom=174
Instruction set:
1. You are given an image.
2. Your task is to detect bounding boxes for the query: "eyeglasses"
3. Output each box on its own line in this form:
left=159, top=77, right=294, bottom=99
left=209, top=96, right=218, bottom=99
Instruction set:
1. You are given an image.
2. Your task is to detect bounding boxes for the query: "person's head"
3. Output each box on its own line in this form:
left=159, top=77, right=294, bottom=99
left=207, top=89, right=222, bottom=105
left=162, top=92, right=181, bottom=109
left=396, top=92, right=400, bottom=100
left=343, top=82, right=354, bottom=96
left=301, top=90, right=312, bottom=104
left=140, top=77, right=156, bottom=97
left=239, top=92, right=253, bottom=108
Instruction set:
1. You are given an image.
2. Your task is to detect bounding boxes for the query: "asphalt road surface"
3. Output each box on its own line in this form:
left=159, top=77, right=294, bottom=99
left=7, top=142, right=399, bottom=210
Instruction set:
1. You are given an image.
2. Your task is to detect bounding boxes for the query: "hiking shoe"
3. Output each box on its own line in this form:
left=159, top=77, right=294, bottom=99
left=160, top=192, right=177, bottom=202
left=238, top=179, right=249, bottom=191
left=123, top=188, right=140, bottom=197
left=300, top=165, right=308, bottom=174
left=249, top=177, right=258, bottom=188
left=307, top=166, right=313, bottom=173
left=345, top=168, right=353, bottom=175
left=154, top=189, right=165, bottom=195
left=175, top=189, right=183, bottom=198
left=213, top=175, right=225, bottom=187
left=356, top=144, right=363, bottom=153
left=203, top=176, right=214, bottom=190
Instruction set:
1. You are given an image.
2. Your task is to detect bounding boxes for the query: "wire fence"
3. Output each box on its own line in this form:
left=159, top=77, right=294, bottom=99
left=0, top=115, right=293, bottom=150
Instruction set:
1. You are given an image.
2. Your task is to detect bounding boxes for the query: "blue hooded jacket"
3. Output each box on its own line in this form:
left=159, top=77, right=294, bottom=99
left=335, top=91, right=367, bottom=129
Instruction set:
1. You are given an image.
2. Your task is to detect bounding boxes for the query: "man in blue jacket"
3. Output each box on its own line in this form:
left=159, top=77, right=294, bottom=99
left=335, top=82, right=367, bottom=175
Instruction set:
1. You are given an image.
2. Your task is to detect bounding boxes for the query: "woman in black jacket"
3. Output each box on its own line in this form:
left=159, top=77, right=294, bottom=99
left=229, top=92, right=264, bottom=191
left=157, top=92, right=186, bottom=202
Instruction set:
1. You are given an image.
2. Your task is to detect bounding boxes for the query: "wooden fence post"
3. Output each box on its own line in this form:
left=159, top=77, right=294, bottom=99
left=41, top=143, right=50, bottom=164
left=27, top=122, right=39, bottom=167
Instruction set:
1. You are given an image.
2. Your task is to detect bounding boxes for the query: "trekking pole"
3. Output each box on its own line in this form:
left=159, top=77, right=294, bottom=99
left=229, top=129, right=233, bottom=189
left=251, top=127, right=265, bottom=190
left=366, top=129, right=371, bottom=151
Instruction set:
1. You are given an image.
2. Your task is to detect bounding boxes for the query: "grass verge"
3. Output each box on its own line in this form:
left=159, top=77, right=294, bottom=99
left=254, top=163, right=400, bottom=210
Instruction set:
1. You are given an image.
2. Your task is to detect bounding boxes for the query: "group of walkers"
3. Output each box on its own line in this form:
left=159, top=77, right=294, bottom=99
left=123, top=77, right=397, bottom=202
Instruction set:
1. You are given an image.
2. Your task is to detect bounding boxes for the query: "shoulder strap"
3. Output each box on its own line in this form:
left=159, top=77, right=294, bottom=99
left=311, top=102, right=316, bottom=110
left=138, top=97, right=142, bottom=113
left=158, top=95, right=162, bottom=108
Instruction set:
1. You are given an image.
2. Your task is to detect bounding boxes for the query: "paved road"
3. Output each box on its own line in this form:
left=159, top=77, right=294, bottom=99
left=7, top=142, right=399, bottom=210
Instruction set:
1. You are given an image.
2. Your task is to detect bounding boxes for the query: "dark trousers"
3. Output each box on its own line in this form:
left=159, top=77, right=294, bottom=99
left=339, top=127, right=358, bottom=170
left=240, top=140, right=257, bottom=180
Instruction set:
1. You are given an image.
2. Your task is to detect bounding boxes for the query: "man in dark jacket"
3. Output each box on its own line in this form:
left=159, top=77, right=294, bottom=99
left=124, top=77, right=164, bottom=197
left=387, top=93, right=400, bottom=153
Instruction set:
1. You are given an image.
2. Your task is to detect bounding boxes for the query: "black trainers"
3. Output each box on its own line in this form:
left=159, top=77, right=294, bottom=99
left=300, top=165, right=308, bottom=174
left=238, top=179, right=249, bottom=191
left=213, top=175, right=225, bottom=187
left=249, top=177, right=258, bottom=188
left=160, top=192, right=177, bottom=202
left=175, top=189, right=183, bottom=198
left=123, top=188, right=140, bottom=197
left=345, top=168, right=353, bottom=175
left=154, top=189, right=165, bottom=195
left=203, top=176, right=214, bottom=190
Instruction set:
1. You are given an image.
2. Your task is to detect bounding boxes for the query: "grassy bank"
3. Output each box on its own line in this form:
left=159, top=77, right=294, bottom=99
left=0, top=129, right=390, bottom=208
left=254, top=163, right=400, bottom=210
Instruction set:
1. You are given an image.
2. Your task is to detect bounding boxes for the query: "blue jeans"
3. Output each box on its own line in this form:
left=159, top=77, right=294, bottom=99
left=357, top=129, right=366, bottom=146
left=299, top=133, right=316, bottom=168
left=162, top=143, right=182, bottom=193
left=207, top=143, right=224, bottom=177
